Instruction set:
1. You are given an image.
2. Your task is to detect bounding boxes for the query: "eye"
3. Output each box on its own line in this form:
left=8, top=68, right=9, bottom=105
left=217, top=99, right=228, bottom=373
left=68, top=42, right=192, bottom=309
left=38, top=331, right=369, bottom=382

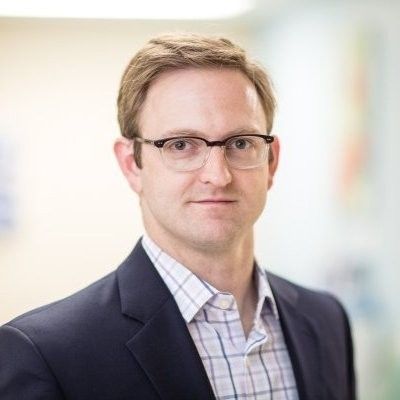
left=164, top=137, right=202, bottom=153
left=228, top=137, right=253, bottom=150
left=234, top=138, right=247, bottom=149
left=165, top=139, right=191, bottom=151
left=172, top=140, right=187, bottom=150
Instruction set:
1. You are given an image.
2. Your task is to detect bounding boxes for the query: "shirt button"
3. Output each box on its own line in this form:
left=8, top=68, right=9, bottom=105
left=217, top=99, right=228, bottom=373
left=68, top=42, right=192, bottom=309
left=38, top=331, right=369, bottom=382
left=219, top=299, right=230, bottom=310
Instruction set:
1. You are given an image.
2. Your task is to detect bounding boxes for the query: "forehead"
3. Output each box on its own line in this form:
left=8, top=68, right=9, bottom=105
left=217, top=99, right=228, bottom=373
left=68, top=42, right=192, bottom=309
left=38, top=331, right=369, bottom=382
left=139, top=67, right=266, bottom=138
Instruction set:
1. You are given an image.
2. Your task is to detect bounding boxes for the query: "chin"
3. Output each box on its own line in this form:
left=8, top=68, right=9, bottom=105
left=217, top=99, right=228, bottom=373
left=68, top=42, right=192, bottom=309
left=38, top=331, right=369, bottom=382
left=182, top=225, right=243, bottom=251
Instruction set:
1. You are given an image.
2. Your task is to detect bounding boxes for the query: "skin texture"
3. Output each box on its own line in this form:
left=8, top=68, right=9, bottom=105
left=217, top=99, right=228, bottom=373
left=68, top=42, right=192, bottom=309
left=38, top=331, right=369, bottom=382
left=114, top=68, right=280, bottom=336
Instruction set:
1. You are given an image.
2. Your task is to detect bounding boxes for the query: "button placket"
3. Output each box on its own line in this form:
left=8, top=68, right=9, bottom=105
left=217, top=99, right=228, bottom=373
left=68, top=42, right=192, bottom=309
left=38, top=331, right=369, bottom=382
left=243, top=354, right=250, bottom=398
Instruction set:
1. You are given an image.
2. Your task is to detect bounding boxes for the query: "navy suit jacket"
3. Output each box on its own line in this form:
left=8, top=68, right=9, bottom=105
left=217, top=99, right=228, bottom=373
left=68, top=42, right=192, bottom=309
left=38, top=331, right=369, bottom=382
left=0, top=240, right=356, bottom=399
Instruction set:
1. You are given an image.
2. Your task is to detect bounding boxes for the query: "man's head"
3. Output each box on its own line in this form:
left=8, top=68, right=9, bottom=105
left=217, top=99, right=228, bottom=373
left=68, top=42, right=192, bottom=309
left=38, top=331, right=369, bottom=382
left=117, top=33, right=276, bottom=167
left=114, top=33, right=280, bottom=254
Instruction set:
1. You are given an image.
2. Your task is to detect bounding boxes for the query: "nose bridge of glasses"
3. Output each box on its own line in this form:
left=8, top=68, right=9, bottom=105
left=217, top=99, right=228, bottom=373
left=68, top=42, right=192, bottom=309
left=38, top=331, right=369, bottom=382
left=204, top=140, right=230, bottom=163
left=206, top=139, right=225, bottom=148
left=202, top=141, right=231, bottom=170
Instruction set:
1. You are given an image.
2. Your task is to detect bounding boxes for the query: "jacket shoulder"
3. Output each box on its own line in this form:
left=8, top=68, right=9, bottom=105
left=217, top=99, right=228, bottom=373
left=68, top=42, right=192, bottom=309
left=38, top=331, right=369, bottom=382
left=3, top=270, right=122, bottom=341
left=267, top=271, right=351, bottom=327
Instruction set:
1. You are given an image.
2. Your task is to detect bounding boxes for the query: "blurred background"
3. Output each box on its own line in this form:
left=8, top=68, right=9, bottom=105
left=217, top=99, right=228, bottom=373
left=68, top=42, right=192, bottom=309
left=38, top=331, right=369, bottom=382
left=0, top=0, right=399, bottom=398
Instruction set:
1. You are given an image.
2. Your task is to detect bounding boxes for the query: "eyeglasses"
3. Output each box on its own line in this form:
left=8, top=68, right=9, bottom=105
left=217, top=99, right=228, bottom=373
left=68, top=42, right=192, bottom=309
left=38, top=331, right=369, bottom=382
left=133, top=134, right=274, bottom=172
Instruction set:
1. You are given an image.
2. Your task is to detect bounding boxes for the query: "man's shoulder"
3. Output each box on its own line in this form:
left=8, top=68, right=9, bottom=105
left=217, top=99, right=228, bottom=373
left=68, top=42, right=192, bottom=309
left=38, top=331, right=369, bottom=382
left=266, top=270, right=350, bottom=324
left=3, top=269, right=120, bottom=341
left=267, top=270, right=335, bottom=298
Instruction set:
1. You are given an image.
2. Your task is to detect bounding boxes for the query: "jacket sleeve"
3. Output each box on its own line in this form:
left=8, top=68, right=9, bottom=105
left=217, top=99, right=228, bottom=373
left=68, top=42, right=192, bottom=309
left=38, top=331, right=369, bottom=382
left=0, top=324, right=64, bottom=399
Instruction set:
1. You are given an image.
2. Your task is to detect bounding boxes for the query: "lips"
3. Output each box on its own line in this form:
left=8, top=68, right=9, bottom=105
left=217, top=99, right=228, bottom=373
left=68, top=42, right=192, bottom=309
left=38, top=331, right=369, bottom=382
left=191, top=199, right=236, bottom=204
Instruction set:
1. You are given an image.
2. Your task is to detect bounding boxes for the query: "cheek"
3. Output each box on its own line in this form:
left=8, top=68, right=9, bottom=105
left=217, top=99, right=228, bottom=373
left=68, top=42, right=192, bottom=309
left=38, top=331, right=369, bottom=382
left=240, top=172, right=269, bottom=209
left=141, top=170, right=191, bottom=208
left=241, top=169, right=268, bottom=193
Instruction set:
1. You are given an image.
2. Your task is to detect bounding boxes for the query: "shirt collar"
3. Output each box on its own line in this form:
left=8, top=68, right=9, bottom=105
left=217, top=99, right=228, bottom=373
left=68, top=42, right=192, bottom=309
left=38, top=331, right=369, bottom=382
left=255, top=263, right=279, bottom=320
left=141, top=234, right=279, bottom=323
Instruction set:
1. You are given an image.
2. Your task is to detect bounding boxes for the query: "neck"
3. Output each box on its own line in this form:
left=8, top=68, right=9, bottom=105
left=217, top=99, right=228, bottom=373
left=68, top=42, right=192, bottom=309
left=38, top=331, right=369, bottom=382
left=145, top=228, right=258, bottom=336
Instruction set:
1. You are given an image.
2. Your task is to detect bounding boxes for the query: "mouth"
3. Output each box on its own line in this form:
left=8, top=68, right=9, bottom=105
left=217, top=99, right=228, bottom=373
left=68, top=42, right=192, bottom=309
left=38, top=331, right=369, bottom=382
left=191, top=199, right=236, bottom=205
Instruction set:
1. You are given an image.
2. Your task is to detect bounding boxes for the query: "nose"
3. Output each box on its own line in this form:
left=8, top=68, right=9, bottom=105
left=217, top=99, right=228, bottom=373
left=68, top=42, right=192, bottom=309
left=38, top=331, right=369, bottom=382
left=198, top=146, right=232, bottom=187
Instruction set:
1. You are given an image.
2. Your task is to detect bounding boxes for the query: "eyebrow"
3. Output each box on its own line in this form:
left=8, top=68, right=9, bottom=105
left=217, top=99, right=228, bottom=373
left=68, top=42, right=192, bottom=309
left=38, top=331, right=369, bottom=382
left=160, top=127, right=263, bottom=139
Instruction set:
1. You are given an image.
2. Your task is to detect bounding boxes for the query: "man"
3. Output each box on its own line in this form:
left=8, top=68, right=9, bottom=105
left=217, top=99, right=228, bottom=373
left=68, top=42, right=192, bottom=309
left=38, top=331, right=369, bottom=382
left=0, top=33, right=356, bottom=399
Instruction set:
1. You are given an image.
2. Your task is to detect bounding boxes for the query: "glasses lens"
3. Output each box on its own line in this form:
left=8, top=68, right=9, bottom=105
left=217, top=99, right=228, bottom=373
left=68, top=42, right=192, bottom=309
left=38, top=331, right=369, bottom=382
left=225, top=135, right=267, bottom=169
left=161, top=137, right=207, bottom=171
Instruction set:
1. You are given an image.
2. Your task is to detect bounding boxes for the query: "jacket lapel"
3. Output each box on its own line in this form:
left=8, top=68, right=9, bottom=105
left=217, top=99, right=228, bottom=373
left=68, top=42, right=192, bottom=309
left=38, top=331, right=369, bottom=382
left=117, top=241, right=324, bottom=399
left=267, top=272, right=324, bottom=400
left=117, top=240, right=215, bottom=400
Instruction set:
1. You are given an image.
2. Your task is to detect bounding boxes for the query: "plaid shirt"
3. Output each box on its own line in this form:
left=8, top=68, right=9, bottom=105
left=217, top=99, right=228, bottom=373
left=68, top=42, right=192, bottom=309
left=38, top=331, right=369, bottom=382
left=142, top=235, right=299, bottom=400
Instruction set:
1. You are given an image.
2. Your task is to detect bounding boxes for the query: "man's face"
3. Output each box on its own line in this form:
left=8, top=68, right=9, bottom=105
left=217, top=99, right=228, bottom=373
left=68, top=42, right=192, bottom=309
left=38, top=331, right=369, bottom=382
left=117, top=68, right=279, bottom=253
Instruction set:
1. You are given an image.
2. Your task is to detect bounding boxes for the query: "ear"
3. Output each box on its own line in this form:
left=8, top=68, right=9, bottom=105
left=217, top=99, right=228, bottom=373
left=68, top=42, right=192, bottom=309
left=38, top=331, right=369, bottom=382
left=267, top=135, right=280, bottom=190
left=113, top=137, right=143, bottom=194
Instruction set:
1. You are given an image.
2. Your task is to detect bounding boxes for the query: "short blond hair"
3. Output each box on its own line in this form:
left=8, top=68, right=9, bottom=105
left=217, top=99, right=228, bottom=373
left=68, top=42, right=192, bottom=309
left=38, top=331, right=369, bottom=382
left=117, top=33, right=276, bottom=166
